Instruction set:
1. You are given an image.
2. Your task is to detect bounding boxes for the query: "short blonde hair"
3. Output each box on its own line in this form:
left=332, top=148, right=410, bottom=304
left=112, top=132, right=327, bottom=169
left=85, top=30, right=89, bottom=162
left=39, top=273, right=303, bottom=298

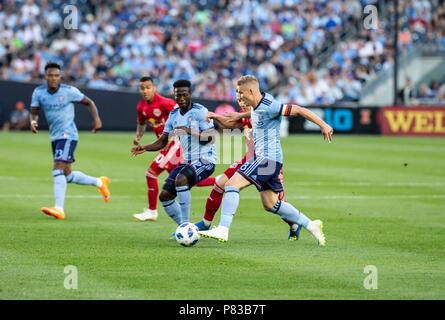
left=237, top=75, right=259, bottom=86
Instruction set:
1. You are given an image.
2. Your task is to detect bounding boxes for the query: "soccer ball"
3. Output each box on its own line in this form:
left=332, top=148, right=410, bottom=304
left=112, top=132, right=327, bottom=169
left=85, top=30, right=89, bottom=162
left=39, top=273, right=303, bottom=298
left=175, top=223, right=200, bottom=247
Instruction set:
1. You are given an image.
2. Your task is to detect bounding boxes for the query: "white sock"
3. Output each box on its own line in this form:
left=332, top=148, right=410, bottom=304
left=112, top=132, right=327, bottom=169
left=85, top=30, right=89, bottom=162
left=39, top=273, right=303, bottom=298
left=203, top=218, right=212, bottom=227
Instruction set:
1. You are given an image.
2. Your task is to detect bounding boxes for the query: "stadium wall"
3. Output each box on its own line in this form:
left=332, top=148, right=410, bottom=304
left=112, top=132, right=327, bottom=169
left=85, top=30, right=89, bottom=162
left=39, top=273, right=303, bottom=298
left=0, top=80, right=381, bottom=134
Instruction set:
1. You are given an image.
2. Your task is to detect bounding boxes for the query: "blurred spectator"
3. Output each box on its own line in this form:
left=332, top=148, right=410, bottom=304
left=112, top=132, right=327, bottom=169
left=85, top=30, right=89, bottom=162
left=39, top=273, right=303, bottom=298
left=2, top=101, right=29, bottom=131
left=399, top=77, right=415, bottom=105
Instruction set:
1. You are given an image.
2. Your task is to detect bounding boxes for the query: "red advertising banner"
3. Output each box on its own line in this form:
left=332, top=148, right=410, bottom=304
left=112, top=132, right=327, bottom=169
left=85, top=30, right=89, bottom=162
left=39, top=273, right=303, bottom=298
left=382, top=106, right=445, bottom=136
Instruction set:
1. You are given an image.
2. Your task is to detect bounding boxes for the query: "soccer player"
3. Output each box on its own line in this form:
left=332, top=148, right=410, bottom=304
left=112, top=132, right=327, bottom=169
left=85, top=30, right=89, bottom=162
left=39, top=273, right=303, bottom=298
left=194, top=97, right=302, bottom=241
left=30, top=62, right=110, bottom=220
left=199, top=75, right=333, bottom=245
left=132, top=76, right=215, bottom=222
left=131, top=79, right=216, bottom=233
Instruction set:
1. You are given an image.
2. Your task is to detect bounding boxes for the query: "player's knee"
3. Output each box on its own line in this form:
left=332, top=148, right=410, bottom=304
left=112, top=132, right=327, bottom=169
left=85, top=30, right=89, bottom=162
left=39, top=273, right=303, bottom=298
left=159, top=190, right=174, bottom=202
left=215, top=175, right=228, bottom=189
left=146, top=168, right=158, bottom=179
left=263, top=202, right=274, bottom=211
left=175, top=174, right=188, bottom=187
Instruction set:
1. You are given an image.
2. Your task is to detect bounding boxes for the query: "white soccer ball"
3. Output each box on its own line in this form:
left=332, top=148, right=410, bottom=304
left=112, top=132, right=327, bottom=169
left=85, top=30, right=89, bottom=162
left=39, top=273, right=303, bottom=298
left=175, top=223, right=200, bottom=247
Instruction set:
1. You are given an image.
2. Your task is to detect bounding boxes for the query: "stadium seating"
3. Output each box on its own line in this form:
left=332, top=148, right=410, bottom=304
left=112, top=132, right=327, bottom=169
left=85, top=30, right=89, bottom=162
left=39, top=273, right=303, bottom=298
left=0, top=0, right=444, bottom=105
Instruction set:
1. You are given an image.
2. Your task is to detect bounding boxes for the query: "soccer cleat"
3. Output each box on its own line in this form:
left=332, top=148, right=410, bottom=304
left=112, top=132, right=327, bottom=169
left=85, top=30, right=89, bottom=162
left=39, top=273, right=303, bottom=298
left=98, top=176, right=110, bottom=202
left=288, top=225, right=302, bottom=241
left=133, top=208, right=158, bottom=221
left=199, top=226, right=229, bottom=243
left=41, top=207, right=65, bottom=220
left=307, top=220, right=326, bottom=246
left=194, top=220, right=210, bottom=231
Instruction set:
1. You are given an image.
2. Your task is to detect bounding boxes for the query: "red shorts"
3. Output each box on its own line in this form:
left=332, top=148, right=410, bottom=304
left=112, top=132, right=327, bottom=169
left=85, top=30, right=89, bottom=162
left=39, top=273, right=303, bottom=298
left=149, top=140, right=183, bottom=175
left=223, top=155, right=285, bottom=200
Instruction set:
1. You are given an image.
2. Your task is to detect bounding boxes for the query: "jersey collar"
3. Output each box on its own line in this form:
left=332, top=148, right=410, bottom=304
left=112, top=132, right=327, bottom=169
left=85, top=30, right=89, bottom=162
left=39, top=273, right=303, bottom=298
left=253, top=92, right=266, bottom=110
left=46, top=84, right=60, bottom=95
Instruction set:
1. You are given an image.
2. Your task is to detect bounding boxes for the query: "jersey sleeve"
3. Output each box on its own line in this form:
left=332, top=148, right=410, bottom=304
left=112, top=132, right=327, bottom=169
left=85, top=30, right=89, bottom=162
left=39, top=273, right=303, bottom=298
left=30, top=89, right=40, bottom=109
left=136, top=100, right=145, bottom=123
left=69, top=86, right=85, bottom=103
left=199, top=108, right=214, bottom=131
left=162, top=112, right=174, bottom=135
left=266, top=101, right=283, bottom=118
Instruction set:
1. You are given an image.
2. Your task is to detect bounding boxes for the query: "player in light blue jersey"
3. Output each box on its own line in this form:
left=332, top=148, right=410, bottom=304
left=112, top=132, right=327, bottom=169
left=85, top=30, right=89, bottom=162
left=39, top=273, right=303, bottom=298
left=200, top=75, right=333, bottom=245
left=30, top=62, right=111, bottom=220
left=131, top=79, right=216, bottom=234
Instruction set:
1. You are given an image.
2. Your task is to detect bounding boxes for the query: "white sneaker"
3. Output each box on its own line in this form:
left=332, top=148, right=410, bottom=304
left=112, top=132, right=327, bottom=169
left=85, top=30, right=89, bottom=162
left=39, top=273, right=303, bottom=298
left=306, top=220, right=326, bottom=246
left=133, top=208, right=158, bottom=221
left=199, top=225, right=229, bottom=242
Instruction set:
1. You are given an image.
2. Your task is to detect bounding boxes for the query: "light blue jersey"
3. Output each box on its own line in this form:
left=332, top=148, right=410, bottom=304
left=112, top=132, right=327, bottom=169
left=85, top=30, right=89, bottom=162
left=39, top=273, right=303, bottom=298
left=250, top=92, right=284, bottom=163
left=30, top=84, right=85, bottom=141
left=163, top=103, right=217, bottom=165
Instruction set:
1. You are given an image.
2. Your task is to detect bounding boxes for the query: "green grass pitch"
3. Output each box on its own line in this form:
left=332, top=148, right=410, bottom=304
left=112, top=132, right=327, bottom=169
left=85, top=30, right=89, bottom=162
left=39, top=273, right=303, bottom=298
left=0, top=131, right=444, bottom=299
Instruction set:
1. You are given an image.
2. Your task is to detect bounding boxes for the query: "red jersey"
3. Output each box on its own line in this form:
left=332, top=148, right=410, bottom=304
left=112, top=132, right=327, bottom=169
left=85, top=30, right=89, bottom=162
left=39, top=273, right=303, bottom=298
left=137, top=93, right=177, bottom=138
left=240, top=111, right=254, bottom=159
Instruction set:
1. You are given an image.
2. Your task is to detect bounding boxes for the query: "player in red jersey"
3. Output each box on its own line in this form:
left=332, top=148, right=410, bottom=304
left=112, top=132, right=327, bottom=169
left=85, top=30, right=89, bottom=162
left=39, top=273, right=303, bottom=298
left=133, top=77, right=215, bottom=221
left=194, top=96, right=302, bottom=240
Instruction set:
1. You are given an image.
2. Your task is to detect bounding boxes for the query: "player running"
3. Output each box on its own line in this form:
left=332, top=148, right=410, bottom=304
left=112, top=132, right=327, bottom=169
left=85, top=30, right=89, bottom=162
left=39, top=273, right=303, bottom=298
left=194, top=97, right=302, bottom=241
left=199, top=75, right=333, bottom=245
left=30, top=62, right=110, bottom=220
left=131, top=79, right=217, bottom=234
left=132, top=77, right=215, bottom=222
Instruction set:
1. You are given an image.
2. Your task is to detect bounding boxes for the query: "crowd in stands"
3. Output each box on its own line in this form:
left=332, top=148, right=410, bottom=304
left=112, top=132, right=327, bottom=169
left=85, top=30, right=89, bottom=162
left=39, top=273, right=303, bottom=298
left=1, top=0, right=445, bottom=106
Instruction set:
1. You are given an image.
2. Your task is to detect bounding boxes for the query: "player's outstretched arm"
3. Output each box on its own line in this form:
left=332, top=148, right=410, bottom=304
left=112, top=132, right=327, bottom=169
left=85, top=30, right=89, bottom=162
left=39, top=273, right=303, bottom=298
left=283, top=104, right=333, bottom=143
left=206, top=112, right=242, bottom=129
left=223, top=111, right=251, bottom=122
left=81, top=96, right=102, bottom=133
left=131, top=133, right=169, bottom=156
left=134, top=122, right=146, bottom=145
left=30, top=108, right=39, bottom=134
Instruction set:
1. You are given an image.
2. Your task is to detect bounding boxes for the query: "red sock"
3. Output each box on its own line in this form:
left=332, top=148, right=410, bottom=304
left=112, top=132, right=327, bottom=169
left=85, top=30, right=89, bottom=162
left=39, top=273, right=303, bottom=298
left=196, top=177, right=216, bottom=187
left=203, top=184, right=224, bottom=222
left=146, top=171, right=159, bottom=210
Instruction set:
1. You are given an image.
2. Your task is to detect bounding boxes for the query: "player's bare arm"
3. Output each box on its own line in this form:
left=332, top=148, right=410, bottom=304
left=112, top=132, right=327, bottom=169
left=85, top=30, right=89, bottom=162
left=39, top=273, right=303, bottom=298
left=131, top=133, right=169, bottom=156
left=223, top=111, right=251, bottom=122
left=282, top=104, right=333, bottom=143
left=134, top=122, right=146, bottom=145
left=206, top=112, right=242, bottom=129
left=80, top=96, right=102, bottom=133
left=173, top=126, right=215, bottom=143
left=30, top=108, right=39, bottom=134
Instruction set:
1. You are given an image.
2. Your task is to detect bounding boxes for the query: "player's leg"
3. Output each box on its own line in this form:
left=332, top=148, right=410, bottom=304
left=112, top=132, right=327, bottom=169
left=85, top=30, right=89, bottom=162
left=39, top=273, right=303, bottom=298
left=195, top=176, right=216, bottom=187
left=278, top=168, right=301, bottom=240
left=262, top=188, right=325, bottom=246
left=195, top=173, right=229, bottom=230
left=196, top=159, right=243, bottom=229
left=62, top=140, right=110, bottom=202
left=199, top=171, right=251, bottom=242
left=133, top=158, right=163, bottom=221
left=159, top=165, right=183, bottom=227
left=174, top=162, right=215, bottom=224
left=42, top=140, right=72, bottom=219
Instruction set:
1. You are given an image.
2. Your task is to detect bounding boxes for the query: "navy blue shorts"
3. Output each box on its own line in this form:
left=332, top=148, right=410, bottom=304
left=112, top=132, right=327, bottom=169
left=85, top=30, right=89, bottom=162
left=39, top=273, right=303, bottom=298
left=237, top=156, right=283, bottom=192
left=162, top=161, right=215, bottom=195
left=51, top=139, right=78, bottom=163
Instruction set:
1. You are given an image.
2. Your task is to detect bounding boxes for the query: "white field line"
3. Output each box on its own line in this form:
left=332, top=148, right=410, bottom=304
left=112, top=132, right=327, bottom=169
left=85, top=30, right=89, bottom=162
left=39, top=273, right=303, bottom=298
left=0, top=194, right=444, bottom=200
left=0, top=176, right=444, bottom=187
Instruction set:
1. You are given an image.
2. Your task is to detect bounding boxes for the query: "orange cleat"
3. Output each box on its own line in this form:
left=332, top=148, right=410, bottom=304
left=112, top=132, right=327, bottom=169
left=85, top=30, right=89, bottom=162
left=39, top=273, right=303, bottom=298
left=41, top=207, right=65, bottom=219
left=98, top=176, right=110, bottom=202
